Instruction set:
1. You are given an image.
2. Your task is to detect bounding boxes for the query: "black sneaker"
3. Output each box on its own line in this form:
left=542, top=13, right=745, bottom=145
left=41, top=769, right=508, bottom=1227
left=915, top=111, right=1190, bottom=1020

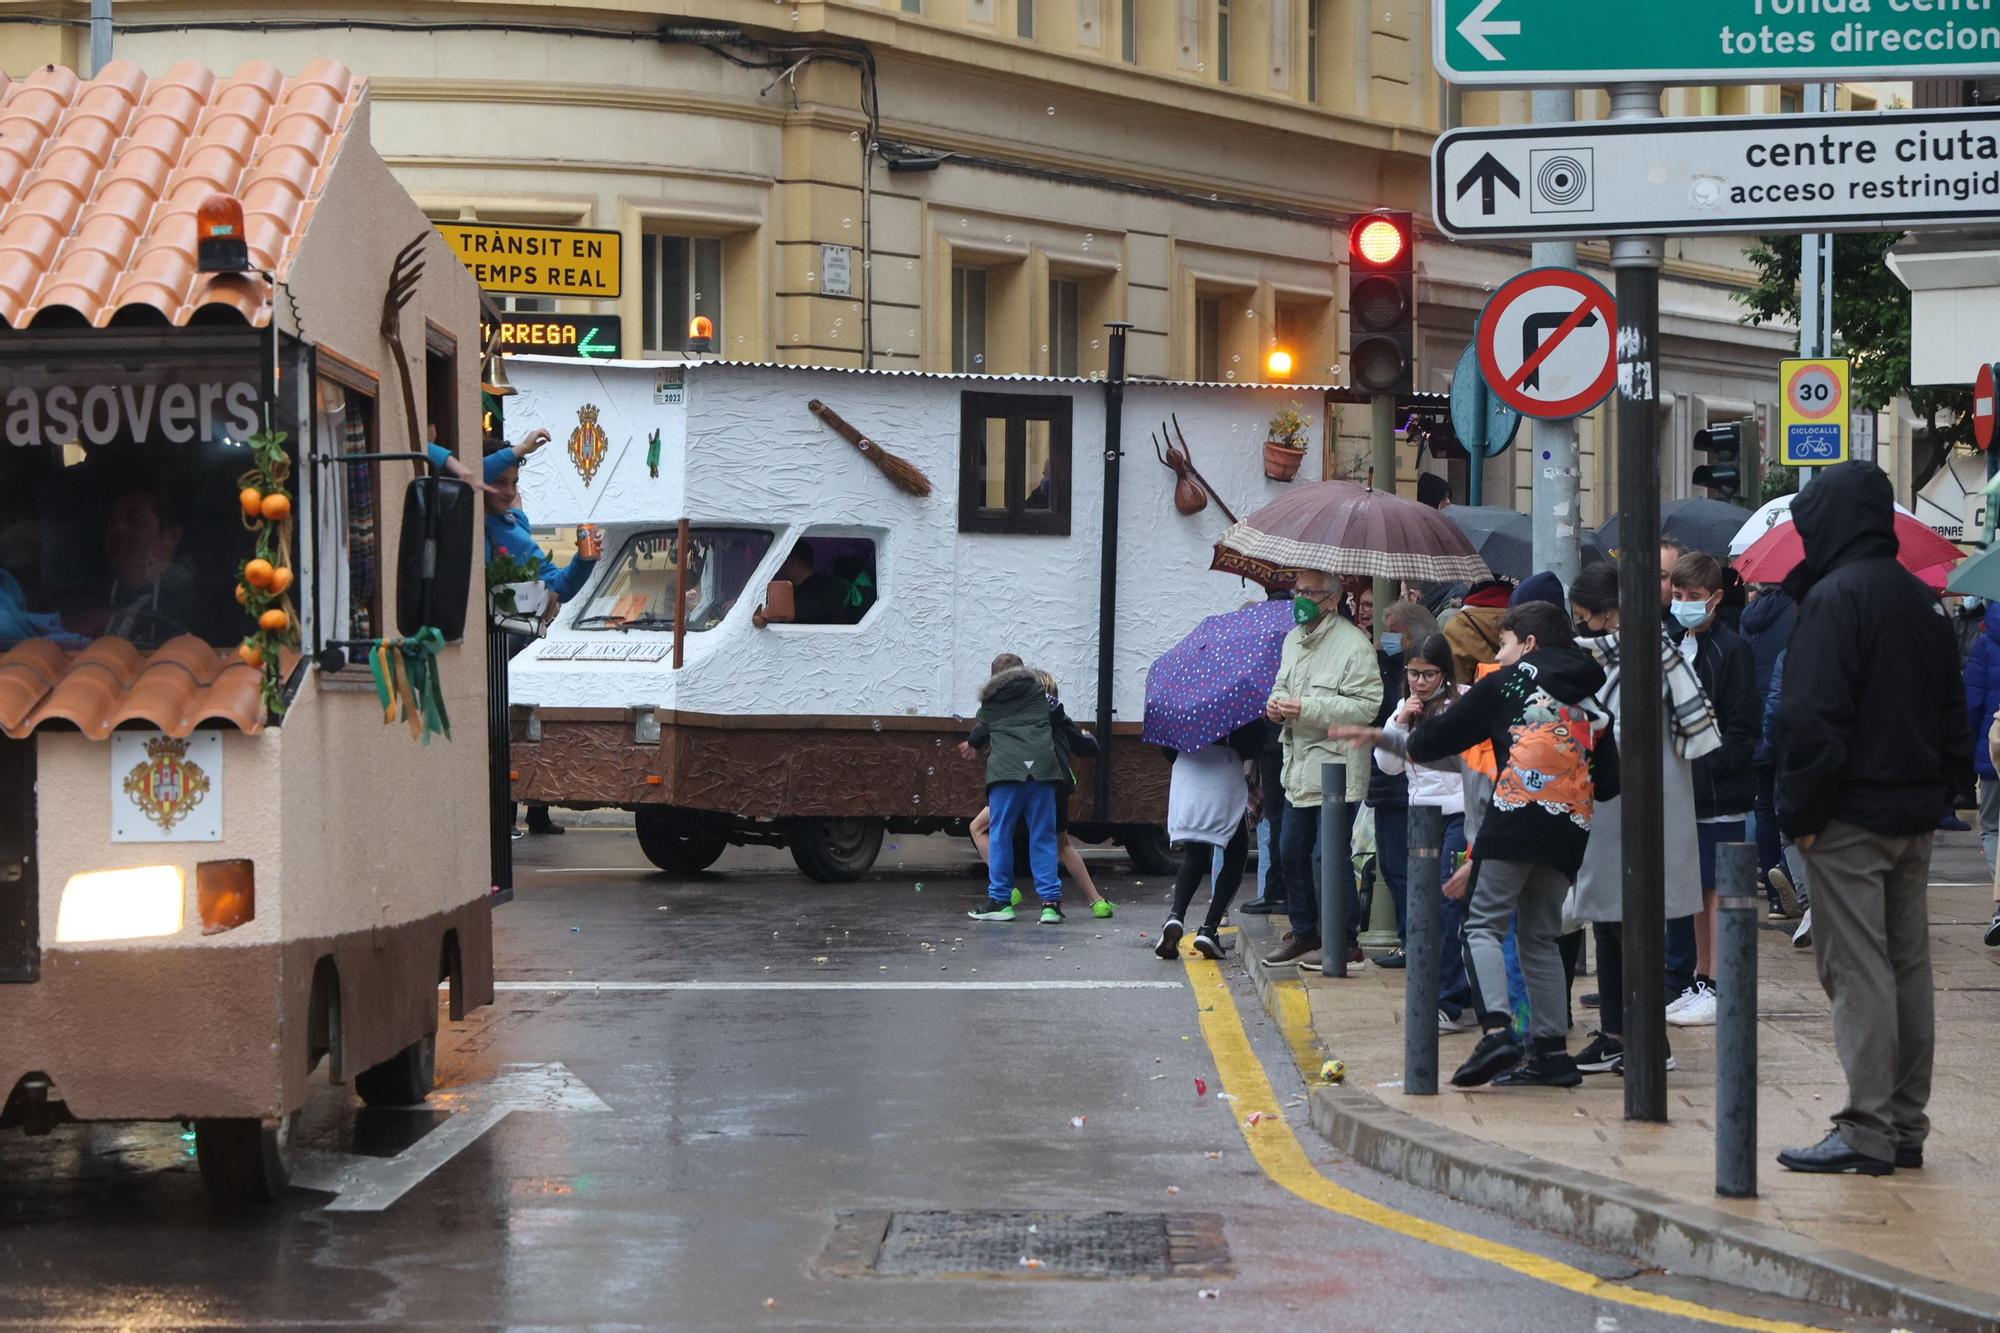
left=1986, top=905, right=2000, bottom=948
left=1451, top=1029, right=1525, bottom=1088
left=1371, top=947, right=1407, bottom=970
left=1155, top=919, right=1185, bottom=960
left=1768, top=866, right=1801, bottom=919
left=1580, top=992, right=1600, bottom=1009
left=1896, top=1145, right=1924, bottom=1169
left=1493, top=1050, right=1583, bottom=1088
left=1573, top=1031, right=1624, bottom=1074
left=1192, top=930, right=1224, bottom=960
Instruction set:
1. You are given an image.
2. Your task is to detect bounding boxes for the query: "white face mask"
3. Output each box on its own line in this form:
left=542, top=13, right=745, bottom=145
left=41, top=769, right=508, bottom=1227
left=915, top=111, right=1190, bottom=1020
left=1670, top=598, right=1711, bottom=630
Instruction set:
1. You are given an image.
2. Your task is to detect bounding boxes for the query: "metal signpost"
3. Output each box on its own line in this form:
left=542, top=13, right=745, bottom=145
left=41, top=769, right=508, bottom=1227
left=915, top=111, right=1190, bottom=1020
left=1779, top=358, right=1852, bottom=467
left=1435, top=107, right=2000, bottom=241
left=1435, top=0, right=2000, bottom=85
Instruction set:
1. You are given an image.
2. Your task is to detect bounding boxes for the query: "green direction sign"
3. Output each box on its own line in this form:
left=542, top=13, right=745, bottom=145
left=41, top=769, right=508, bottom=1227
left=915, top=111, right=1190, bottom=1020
left=1436, top=0, right=2000, bottom=86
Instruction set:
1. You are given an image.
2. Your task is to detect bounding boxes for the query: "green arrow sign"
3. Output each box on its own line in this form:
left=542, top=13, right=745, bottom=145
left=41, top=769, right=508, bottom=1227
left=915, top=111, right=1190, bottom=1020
left=577, top=326, right=617, bottom=360
left=1436, top=0, right=2000, bottom=86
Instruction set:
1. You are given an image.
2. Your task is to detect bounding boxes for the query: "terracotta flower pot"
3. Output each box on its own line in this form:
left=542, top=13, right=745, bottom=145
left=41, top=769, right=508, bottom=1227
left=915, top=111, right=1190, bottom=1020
left=1263, top=440, right=1307, bottom=482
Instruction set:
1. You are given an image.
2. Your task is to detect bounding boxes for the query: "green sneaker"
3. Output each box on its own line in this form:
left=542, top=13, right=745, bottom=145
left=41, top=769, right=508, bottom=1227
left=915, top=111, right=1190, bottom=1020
left=1009, top=887, right=1023, bottom=907
left=1091, top=900, right=1116, bottom=919
left=1039, top=905, right=1065, bottom=925
left=968, top=903, right=1016, bottom=922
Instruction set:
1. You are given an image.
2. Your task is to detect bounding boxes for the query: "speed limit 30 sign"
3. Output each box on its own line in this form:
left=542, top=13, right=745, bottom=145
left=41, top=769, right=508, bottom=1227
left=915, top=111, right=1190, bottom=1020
left=1780, top=358, right=1849, bottom=468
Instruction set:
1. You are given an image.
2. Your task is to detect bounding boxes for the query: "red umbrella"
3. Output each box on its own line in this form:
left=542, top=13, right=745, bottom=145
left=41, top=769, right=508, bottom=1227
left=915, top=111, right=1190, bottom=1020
left=1733, top=512, right=1963, bottom=587
left=1211, top=480, right=1492, bottom=588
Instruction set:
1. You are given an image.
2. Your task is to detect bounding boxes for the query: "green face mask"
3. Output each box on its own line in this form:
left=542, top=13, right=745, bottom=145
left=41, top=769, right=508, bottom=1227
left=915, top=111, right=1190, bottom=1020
left=1293, top=594, right=1324, bottom=626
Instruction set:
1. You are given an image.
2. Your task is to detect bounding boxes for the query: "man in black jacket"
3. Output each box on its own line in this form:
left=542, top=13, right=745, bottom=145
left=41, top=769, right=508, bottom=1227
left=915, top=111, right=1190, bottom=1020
left=1775, top=463, right=1973, bottom=1176
left=1664, top=551, right=1760, bottom=1029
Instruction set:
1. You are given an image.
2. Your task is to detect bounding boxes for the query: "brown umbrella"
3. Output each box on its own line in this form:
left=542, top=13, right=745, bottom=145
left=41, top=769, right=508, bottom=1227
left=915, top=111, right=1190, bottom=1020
left=1211, top=479, right=1493, bottom=588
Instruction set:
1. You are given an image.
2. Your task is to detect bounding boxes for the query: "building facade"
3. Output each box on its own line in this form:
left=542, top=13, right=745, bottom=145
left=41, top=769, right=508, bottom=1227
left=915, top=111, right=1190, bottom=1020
left=9, top=0, right=1870, bottom=522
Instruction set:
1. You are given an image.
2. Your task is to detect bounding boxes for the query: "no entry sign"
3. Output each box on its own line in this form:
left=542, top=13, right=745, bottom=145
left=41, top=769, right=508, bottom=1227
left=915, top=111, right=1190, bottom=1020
left=1474, top=268, right=1618, bottom=421
left=1977, top=363, right=1997, bottom=452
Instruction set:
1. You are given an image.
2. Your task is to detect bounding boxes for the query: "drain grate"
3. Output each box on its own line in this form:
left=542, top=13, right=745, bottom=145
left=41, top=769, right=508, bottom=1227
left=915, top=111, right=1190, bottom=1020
left=818, top=1210, right=1231, bottom=1280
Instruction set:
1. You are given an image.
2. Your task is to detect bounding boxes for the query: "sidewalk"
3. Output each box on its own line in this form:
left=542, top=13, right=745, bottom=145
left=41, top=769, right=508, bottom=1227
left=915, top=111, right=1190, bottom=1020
left=1237, top=840, right=2000, bottom=1332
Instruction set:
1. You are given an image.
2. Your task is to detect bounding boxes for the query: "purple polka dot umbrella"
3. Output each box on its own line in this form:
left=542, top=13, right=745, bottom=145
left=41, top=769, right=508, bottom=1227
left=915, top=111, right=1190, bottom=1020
left=1142, top=600, right=1297, bottom=753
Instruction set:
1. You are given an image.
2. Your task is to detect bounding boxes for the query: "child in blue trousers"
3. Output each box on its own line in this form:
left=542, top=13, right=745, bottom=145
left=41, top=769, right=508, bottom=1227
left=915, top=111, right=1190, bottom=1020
left=961, top=654, right=1067, bottom=923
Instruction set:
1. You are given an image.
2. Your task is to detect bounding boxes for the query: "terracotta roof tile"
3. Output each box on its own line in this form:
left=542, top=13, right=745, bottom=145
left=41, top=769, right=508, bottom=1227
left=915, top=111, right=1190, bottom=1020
left=0, top=635, right=266, bottom=740
left=0, top=57, right=362, bottom=328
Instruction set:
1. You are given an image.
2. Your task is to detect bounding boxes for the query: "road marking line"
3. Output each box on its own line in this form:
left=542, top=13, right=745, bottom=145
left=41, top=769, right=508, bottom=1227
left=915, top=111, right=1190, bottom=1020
left=496, top=979, right=1184, bottom=993
left=1180, top=953, right=1833, bottom=1333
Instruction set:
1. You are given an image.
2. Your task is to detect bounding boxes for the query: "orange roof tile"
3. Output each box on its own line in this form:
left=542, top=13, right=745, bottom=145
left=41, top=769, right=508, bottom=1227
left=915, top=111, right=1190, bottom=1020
left=0, top=635, right=267, bottom=739
left=0, top=57, right=362, bottom=329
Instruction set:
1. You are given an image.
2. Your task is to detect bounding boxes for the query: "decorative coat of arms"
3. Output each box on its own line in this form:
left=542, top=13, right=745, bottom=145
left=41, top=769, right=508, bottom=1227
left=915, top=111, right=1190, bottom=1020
left=121, top=735, right=212, bottom=835
left=568, top=403, right=609, bottom=486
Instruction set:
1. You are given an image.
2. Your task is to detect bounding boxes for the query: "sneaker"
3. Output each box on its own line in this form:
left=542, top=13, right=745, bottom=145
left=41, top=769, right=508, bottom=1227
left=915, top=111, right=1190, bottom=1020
left=1574, top=1031, right=1625, bottom=1074
left=1581, top=992, right=1600, bottom=1009
left=1155, top=919, right=1185, bottom=960
left=1793, top=908, right=1813, bottom=950
left=1010, top=887, right=1023, bottom=907
left=1261, top=932, right=1319, bottom=967
left=1438, top=1008, right=1477, bottom=1034
left=510, top=826, right=525, bottom=840
left=1297, top=945, right=1364, bottom=974
left=1295, top=949, right=1324, bottom=972
left=1372, top=947, right=1407, bottom=970
left=968, top=903, right=1016, bottom=922
left=1451, top=1028, right=1526, bottom=1088
left=1192, top=930, right=1224, bottom=960
left=1039, top=905, right=1064, bottom=925
left=1237, top=897, right=1282, bottom=915
left=1092, top=900, right=1116, bottom=919
left=1768, top=866, right=1801, bottom=919
left=1665, top=986, right=1699, bottom=1016
left=1493, top=1050, right=1583, bottom=1088
left=1940, top=813, right=1972, bottom=832
left=1666, top=985, right=1717, bottom=1027
left=1985, top=905, right=2000, bottom=948
left=526, top=818, right=565, bottom=836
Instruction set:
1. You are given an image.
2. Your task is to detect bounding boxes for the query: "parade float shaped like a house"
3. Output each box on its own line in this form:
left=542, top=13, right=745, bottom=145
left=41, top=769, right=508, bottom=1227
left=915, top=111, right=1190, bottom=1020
left=503, top=354, right=1329, bottom=880
left=0, top=59, right=494, bottom=1202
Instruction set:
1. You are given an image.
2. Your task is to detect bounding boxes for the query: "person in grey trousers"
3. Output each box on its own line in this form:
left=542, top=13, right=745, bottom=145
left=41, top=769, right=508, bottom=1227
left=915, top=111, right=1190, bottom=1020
left=1775, top=463, right=1974, bottom=1176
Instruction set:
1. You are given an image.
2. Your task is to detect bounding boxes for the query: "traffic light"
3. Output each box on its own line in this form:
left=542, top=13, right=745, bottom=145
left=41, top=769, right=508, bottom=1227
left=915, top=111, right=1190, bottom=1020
left=1693, top=417, right=1761, bottom=506
left=1348, top=210, right=1415, bottom=396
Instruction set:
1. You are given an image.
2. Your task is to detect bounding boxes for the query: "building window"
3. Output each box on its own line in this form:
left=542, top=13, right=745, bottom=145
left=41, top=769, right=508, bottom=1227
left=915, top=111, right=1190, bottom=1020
left=1780, top=85, right=1803, bottom=114
left=642, top=233, right=722, bottom=356
left=424, top=324, right=458, bottom=463
left=1217, top=0, right=1232, bottom=82
left=314, top=367, right=381, bottom=642
left=1050, top=279, right=1080, bottom=377
left=953, top=266, right=990, bottom=373
left=1018, top=0, right=1035, bottom=39
left=903, top=0, right=922, bottom=11
left=1122, top=0, right=1138, bottom=61
left=1306, top=0, right=1321, bottom=103
left=1195, top=295, right=1222, bottom=381
left=959, top=392, right=1073, bottom=535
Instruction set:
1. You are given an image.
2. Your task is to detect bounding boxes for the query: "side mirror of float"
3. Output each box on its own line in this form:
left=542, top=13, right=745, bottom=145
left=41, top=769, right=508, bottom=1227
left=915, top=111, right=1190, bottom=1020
left=396, top=475, right=477, bottom=641
left=758, top=580, right=796, bottom=626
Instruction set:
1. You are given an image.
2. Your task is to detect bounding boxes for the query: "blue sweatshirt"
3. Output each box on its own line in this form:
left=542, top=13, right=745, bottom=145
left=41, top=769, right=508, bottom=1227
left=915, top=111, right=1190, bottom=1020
left=486, top=508, right=595, bottom=603
left=426, top=443, right=518, bottom=484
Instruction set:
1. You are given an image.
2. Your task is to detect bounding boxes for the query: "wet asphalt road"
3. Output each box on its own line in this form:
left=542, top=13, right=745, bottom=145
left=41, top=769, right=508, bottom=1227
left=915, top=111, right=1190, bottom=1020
left=0, top=828, right=1914, bottom=1330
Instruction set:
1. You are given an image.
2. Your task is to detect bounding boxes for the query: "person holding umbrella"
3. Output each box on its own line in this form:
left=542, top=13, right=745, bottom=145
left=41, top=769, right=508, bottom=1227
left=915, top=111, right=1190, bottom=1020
left=1261, top=570, right=1382, bottom=971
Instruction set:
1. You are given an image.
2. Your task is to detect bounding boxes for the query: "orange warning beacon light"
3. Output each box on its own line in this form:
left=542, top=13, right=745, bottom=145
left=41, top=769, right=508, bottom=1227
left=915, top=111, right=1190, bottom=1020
left=196, top=193, right=251, bottom=273
left=686, top=315, right=716, bottom=356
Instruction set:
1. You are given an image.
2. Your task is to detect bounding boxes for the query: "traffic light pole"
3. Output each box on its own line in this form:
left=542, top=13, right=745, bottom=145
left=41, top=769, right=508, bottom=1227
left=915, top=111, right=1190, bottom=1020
left=1610, top=82, right=1670, bottom=1125
left=1373, top=390, right=1398, bottom=633
left=1531, top=88, right=1583, bottom=588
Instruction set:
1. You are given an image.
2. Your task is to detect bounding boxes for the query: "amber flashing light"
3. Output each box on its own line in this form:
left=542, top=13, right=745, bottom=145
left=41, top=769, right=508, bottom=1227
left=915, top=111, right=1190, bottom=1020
left=196, top=191, right=251, bottom=272
left=1266, top=349, right=1296, bottom=379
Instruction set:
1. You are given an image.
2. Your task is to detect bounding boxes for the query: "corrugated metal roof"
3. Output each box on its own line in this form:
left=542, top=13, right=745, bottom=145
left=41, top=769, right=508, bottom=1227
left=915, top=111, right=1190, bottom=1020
left=507, top=354, right=1353, bottom=394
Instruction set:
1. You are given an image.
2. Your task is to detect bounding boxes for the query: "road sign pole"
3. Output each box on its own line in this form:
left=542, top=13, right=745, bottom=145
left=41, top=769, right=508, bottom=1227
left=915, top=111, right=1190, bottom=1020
left=1531, top=88, right=1582, bottom=588
left=1373, top=391, right=1399, bottom=627
left=1797, top=83, right=1837, bottom=493
left=1608, top=82, right=1669, bottom=1127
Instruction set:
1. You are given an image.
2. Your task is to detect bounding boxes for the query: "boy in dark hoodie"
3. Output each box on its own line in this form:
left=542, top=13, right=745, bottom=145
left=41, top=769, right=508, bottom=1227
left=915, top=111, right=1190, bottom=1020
left=1341, top=602, right=1619, bottom=1088
left=961, top=653, right=1068, bottom=923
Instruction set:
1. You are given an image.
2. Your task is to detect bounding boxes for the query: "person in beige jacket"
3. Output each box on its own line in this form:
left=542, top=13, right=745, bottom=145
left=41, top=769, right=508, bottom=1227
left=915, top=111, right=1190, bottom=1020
left=1262, top=569, right=1384, bottom=970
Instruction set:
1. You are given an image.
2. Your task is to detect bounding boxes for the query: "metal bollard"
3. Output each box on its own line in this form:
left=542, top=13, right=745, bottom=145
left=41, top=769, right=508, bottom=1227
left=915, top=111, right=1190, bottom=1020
left=1715, top=842, right=1760, bottom=1199
left=1404, top=804, right=1444, bottom=1095
left=1320, top=761, right=1348, bottom=978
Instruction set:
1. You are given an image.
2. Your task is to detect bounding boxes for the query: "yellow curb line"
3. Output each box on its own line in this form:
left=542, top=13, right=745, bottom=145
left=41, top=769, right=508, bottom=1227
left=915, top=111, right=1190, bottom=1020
left=1181, top=951, right=1833, bottom=1333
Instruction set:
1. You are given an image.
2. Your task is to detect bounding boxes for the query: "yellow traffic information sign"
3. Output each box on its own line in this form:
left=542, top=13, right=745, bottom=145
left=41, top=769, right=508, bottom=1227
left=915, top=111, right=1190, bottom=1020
left=435, top=223, right=621, bottom=299
left=1780, top=358, right=1849, bottom=468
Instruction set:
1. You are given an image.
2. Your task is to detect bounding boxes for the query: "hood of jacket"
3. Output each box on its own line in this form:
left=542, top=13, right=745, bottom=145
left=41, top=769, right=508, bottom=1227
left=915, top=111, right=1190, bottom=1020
left=1785, top=463, right=1898, bottom=600
left=980, top=665, right=1044, bottom=706
left=1739, top=585, right=1795, bottom=638
left=1517, top=646, right=1608, bottom=709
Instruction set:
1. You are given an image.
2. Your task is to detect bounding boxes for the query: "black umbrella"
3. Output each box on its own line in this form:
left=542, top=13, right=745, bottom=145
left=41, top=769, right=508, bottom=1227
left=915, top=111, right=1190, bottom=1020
left=1596, top=498, right=1748, bottom=558
left=1445, top=505, right=1608, bottom=584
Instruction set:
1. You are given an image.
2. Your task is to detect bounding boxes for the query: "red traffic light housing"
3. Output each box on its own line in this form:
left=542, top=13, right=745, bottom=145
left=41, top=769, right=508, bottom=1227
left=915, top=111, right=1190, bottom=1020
left=1348, top=210, right=1415, bottom=396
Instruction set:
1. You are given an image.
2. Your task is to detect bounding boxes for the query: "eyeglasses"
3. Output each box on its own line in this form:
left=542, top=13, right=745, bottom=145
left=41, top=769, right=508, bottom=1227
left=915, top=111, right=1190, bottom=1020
left=1296, top=586, right=1333, bottom=600
left=1406, top=668, right=1443, bottom=683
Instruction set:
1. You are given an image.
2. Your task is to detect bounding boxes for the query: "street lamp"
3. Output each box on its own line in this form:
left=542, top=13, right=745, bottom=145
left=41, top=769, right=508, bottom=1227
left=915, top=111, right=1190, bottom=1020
left=1265, top=348, right=1296, bottom=379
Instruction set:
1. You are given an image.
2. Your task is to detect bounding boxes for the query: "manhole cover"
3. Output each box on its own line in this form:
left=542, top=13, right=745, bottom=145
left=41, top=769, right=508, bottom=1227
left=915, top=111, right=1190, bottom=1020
left=817, top=1210, right=1231, bottom=1280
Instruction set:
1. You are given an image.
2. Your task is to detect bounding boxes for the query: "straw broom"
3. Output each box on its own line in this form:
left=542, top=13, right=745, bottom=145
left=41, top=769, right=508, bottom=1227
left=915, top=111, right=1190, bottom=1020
left=808, top=399, right=934, bottom=498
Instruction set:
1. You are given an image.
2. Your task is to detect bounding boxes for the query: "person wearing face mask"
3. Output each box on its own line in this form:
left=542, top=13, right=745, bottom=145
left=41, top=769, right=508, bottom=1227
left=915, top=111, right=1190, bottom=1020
left=1662, top=551, right=1759, bottom=1029
left=1261, top=569, right=1384, bottom=972
left=1359, top=601, right=1442, bottom=968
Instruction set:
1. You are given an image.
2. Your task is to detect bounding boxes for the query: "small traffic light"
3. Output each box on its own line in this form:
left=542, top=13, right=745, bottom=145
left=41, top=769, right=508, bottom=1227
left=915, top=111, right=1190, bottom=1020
left=1348, top=210, right=1415, bottom=396
left=1693, top=417, right=1761, bottom=505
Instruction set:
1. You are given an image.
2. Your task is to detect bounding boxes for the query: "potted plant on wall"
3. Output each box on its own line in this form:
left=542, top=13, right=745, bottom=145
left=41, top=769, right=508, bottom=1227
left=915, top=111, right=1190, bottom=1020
left=1264, top=403, right=1310, bottom=482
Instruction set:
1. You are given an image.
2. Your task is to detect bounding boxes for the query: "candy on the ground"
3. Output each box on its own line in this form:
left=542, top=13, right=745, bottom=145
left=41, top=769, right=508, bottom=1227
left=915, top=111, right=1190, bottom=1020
left=1321, top=1059, right=1347, bottom=1083
left=1245, top=1112, right=1265, bottom=1127
left=1070, top=1116, right=1087, bottom=1128
left=1194, top=1077, right=1207, bottom=1096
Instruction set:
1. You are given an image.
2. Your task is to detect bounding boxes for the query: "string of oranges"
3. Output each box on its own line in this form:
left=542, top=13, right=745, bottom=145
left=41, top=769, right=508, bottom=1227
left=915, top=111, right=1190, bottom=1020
left=236, top=422, right=298, bottom=717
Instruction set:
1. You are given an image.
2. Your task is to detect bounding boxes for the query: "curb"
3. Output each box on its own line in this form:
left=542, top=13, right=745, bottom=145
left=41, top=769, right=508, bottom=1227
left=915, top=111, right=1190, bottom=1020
left=1233, top=913, right=1999, bottom=1333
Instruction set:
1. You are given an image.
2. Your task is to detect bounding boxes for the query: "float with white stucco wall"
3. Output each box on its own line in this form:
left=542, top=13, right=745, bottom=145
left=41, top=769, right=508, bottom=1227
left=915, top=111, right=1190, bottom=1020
left=501, top=356, right=1329, bottom=881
